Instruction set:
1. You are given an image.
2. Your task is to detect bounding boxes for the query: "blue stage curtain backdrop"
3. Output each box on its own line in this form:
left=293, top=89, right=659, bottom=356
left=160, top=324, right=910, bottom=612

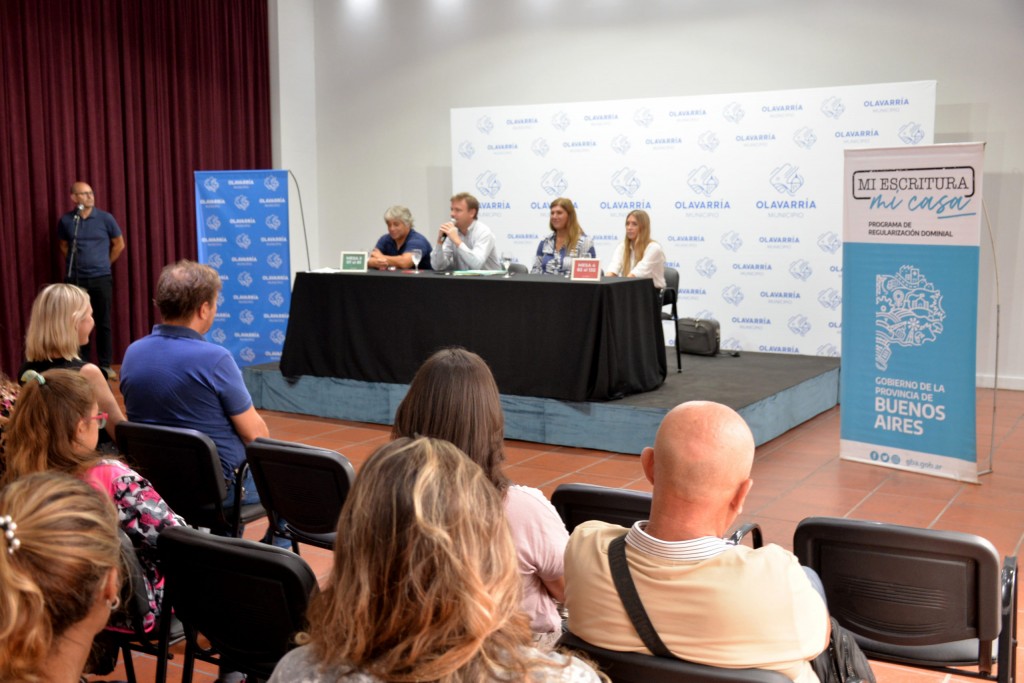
left=451, top=82, right=936, bottom=356
left=194, top=171, right=290, bottom=367
left=0, top=0, right=271, bottom=376
left=840, top=143, right=983, bottom=482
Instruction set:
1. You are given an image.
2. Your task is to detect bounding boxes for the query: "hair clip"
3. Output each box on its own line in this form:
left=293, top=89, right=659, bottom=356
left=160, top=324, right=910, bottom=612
left=20, top=370, right=45, bottom=386
left=0, top=515, right=20, bottom=555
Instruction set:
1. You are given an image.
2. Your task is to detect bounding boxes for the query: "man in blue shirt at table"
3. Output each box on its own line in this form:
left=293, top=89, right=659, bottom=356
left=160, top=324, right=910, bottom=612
left=369, top=205, right=432, bottom=270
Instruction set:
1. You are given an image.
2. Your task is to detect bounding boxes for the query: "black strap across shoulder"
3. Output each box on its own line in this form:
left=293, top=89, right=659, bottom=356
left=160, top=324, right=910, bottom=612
left=607, top=533, right=675, bottom=658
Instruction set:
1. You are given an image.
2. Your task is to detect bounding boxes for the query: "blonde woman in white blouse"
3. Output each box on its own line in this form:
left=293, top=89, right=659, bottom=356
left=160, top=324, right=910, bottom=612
left=607, top=209, right=666, bottom=289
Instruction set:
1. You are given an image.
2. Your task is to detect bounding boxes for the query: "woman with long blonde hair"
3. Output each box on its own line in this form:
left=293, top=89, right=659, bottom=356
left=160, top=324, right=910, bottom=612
left=19, top=283, right=125, bottom=443
left=269, top=437, right=601, bottom=682
left=0, top=471, right=121, bottom=683
left=606, top=209, right=665, bottom=288
left=531, top=197, right=596, bottom=276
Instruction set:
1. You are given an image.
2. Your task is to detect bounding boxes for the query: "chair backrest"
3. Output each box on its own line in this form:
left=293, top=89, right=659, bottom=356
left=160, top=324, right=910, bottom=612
left=246, top=438, right=355, bottom=543
left=663, top=267, right=679, bottom=292
left=509, top=262, right=529, bottom=274
left=158, top=526, right=317, bottom=676
left=793, top=516, right=1003, bottom=650
left=116, top=421, right=228, bottom=532
left=551, top=483, right=652, bottom=534
left=559, top=631, right=792, bottom=683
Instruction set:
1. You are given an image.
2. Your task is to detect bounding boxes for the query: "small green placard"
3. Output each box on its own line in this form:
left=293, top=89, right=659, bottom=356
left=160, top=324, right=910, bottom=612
left=340, top=251, right=368, bottom=272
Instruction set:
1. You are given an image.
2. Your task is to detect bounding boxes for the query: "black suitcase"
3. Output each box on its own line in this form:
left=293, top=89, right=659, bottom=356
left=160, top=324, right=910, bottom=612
left=677, top=318, right=720, bottom=356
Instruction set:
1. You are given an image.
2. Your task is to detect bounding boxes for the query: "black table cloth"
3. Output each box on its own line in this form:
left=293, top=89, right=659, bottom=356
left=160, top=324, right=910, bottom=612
left=279, top=271, right=666, bottom=402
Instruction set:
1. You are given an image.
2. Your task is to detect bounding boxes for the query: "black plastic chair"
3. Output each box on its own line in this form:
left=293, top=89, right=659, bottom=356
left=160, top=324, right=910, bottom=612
left=552, top=483, right=762, bottom=546
left=508, top=262, right=529, bottom=275
left=661, top=266, right=682, bottom=373
left=559, top=631, right=792, bottom=683
left=100, top=531, right=184, bottom=683
left=157, top=526, right=318, bottom=683
left=246, top=437, right=356, bottom=552
left=551, top=483, right=652, bottom=534
left=794, top=516, right=1018, bottom=683
left=116, top=421, right=265, bottom=538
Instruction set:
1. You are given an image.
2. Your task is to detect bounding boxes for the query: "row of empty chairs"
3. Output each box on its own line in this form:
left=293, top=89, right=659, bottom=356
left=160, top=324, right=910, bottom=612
left=109, top=424, right=1018, bottom=683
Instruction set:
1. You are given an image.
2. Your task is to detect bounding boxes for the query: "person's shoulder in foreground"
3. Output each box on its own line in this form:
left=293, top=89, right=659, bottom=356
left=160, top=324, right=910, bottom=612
left=270, top=644, right=602, bottom=682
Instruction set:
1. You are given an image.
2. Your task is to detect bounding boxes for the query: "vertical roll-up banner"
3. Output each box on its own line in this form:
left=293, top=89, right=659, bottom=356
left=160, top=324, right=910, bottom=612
left=194, top=170, right=291, bottom=367
left=840, top=144, right=983, bottom=482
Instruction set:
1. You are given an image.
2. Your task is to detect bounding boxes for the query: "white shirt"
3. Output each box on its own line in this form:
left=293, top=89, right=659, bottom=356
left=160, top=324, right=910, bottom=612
left=608, top=240, right=666, bottom=289
left=432, top=219, right=501, bottom=270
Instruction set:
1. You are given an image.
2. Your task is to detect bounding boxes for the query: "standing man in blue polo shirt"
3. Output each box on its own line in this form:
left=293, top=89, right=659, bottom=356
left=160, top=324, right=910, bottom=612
left=120, top=260, right=272, bottom=516
left=57, top=181, right=125, bottom=380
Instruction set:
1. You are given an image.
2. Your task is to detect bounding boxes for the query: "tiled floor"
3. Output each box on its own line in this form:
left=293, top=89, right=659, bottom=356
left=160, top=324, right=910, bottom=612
left=92, top=388, right=1024, bottom=683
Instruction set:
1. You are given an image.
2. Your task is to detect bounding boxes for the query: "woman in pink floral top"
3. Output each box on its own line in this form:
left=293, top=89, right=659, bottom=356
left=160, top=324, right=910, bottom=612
left=0, top=369, right=184, bottom=633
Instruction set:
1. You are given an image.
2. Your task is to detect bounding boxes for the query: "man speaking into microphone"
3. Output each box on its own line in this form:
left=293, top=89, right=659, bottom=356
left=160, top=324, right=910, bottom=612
left=432, top=191, right=501, bottom=271
left=57, top=180, right=125, bottom=380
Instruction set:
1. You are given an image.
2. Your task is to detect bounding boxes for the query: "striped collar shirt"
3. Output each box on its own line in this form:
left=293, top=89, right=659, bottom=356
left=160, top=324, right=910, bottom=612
left=625, top=520, right=731, bottom=561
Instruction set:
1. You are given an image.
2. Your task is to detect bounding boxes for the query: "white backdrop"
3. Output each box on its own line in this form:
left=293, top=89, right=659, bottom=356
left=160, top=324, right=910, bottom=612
left=452, top=81, right=936, bottom=354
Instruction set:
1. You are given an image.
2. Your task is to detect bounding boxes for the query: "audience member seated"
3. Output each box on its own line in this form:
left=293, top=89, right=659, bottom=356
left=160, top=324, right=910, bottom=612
left=369, top=205, right=433, bottom=270
left=606, top=209, right=665, bottom=289
left=1, top=369, right=184, bottom=637
left=0, top=471, right=122, bottom=683
left=432, top=191, right=501, bottom=270
left=393, top=347, right=569, bottom=644
left=119, top=259, right=274, bottom=516
left=269, top=437, right=601, bottom=682
left=18, top=283, right=125, bottom=446
left=564, top=401, right=830, bottom=683
left=531, top=197, right=596, bottom=276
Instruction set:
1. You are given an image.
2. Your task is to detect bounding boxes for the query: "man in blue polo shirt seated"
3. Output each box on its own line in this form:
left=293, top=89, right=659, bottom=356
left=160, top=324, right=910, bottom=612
left=368, top=205, right=432, bottom=270
left=120, top=259, right=282, bottom=541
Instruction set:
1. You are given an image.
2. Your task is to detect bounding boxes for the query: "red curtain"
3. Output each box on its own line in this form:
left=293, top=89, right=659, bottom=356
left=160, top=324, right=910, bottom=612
left=0, top=0, right=271, bottom=376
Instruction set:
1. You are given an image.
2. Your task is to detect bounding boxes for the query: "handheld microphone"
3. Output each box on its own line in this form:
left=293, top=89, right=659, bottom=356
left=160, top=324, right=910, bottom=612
left=440, top=220, right=453, bottom=243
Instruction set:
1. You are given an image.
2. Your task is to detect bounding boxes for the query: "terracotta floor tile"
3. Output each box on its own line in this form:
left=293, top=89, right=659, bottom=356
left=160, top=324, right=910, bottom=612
left=755, top=484, right=870, bottom=523
left=846, top=492, right=952, bottom=527
left=578, top=455, right=645, bottom=479
left=521, top=450, right=611, bottom=473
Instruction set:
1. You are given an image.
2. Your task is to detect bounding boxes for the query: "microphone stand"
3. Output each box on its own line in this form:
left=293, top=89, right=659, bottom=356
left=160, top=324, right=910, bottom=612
left=67, top=208, right=81, bottom=282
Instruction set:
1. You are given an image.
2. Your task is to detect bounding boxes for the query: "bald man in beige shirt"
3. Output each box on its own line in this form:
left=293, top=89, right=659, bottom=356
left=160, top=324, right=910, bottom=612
left=564, top=401, right=830, bottom=683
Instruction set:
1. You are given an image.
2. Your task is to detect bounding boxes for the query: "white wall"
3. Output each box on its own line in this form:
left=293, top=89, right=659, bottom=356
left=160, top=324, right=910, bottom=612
left=272, top=0, right=1024, bottom=389
left=268, top=0, right=320, bottom=280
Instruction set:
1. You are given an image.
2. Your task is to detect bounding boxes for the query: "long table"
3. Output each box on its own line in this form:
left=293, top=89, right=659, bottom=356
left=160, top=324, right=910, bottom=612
left=279, top=270, right=666, bottom=402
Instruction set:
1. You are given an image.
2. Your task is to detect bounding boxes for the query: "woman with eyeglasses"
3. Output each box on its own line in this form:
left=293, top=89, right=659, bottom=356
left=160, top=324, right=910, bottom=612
left=18, top=283, right=125, bottom=447
left=0, top=369, right=184, bottom=643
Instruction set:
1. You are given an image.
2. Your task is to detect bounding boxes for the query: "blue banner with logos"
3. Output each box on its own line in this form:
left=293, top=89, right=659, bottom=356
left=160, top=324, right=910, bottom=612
left=194, top=170, right=291, bottom=367
left=840, top=144, right=982, bottom=482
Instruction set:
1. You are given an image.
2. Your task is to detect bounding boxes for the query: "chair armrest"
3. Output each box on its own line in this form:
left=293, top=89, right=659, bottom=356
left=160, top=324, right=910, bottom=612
left=230, top=462, right=250, bottom=537
left=726, top=522, right=763, bottom=548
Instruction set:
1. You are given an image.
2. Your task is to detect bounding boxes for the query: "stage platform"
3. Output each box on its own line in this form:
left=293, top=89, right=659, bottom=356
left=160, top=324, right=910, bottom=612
left=243, top=352, right=840, bottom=455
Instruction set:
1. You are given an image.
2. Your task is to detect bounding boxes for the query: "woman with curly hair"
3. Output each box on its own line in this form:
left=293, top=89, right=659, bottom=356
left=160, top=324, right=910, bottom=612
left=270, top=436, right=600, bottom=682
left=0, top=471, right=122, bottom=683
